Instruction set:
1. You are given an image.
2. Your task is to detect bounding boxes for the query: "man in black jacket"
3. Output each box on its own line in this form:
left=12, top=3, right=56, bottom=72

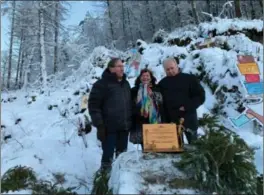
left=158, top=58, right=205, bottom=144
left=88, top=58, right=132, bottom=171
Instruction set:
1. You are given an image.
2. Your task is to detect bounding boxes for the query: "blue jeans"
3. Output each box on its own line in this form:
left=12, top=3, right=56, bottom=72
left=101, top=131, right=128, bottom=168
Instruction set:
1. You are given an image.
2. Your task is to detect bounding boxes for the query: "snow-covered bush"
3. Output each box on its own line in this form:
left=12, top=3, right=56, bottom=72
left=152, top=29, right=169, bottom=44
left=166, top=25, right=199, bottom=46
left=183, top=48, right=245, bottom=115
left=89, top=46, right=128, bottom=69
left=136, top=39, right=148, bottom=55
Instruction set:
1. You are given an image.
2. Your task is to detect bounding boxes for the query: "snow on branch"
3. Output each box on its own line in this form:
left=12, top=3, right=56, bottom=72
left=201, top=1, right=233, bottom=22
left=201, top=12, right=214, bottom=21
left=218, top=1, right=233, bottom=18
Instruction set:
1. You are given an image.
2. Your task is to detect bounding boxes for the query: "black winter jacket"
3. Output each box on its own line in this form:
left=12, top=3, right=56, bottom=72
left=88, top=69, right=132, bottom=132
left=158, top=73, right=205, bottom=131
left=131, top=85, right=165, bottom=132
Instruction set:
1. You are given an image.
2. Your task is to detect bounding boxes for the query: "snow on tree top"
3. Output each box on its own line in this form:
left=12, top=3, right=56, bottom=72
left=199, top=18, right=263, bottom=35
left=167, top=25, right=199, bottom=41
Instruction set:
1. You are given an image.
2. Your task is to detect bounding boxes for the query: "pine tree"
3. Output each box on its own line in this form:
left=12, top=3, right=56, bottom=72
left=174, top=116, right=258, bottom=194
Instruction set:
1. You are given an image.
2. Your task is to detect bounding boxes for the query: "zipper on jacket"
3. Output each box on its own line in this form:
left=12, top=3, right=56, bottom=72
left=122, top=84, right=128, bottom=130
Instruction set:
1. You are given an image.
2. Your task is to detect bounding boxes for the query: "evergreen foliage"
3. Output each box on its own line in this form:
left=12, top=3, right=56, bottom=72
left=1, top=165, right=77, bottom=195
left=174, top=116, right=258, bottom=194
left=257, top=174, right=263, bottom=195
left=91, top=169, right=113, bottom=195
left=1, top=165, right=37, bottom=193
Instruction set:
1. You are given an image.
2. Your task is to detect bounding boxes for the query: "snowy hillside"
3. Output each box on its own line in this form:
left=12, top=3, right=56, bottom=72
left=1, top=18, right=263, bottom=194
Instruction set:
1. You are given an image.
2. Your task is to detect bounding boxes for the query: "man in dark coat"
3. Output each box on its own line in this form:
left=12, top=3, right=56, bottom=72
left=88, top=58, right=132, bottom=171
left=158, top=58, right=205, bottom=144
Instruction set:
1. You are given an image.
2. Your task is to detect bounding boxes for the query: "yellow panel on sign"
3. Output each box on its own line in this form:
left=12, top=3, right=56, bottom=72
left=143, top=124, right=183, bottom=153
left=238, top=63, right=260, bottom=75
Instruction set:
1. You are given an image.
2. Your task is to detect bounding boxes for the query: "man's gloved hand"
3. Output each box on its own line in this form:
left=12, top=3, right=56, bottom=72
left=84, top=122, right=92, bottom=134
left=97, top=125, right=106, bottom=142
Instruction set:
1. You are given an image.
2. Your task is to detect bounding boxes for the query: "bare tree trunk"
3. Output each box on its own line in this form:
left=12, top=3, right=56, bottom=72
left=7, top=0, right=16, bottom=89
left=191, top=0, right=199, bottom=25
left=258, top=0, right=263, bottom=9
left=242, top=2, right=249, bottom=19
left=19, top=51, right=25, bottom=89
left=2, top=57, right=7, bottom=88
left=228, top=0, right=234, bottom=18
left=22, top=46, right=35, bottom=90
left=39, top=1, right=47, bottom=88
left=127, top=8, right=134, bottom=41
left=53, top=1, right=59, bottom=74
left=162, top=1, right=171, bottom=31
left=145, top=0, right=155, bottom=34
left=106, top=0, right=115, bottom=46
left=38, top=5, right=42, bottom=70
left=121, top=1, right=127, bottom=44
left=15, top=31, right=24, bottom=86
left=211, top=3, right=217, bottom=16
left=216, top=2, right=219, bottom=16
left=249, top=0, right=256, bottom=19
left=234, top=0, right=242, bottom=18
left=174, top=1, right=183, bottom=27
left=206, top=0, right=211, bottom=15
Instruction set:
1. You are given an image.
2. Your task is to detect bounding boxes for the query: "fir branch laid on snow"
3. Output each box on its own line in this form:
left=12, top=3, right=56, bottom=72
left=174, top=124, right=258, bottom=194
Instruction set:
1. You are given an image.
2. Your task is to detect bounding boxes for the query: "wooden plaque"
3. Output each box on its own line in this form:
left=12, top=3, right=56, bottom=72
left=143, top=124, right=183, bottom=153
left=238, top=63, right=260, bottom=75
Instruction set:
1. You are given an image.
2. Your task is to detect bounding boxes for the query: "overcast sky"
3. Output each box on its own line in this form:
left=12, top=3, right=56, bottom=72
left=1, top=1, right=104, bottom=51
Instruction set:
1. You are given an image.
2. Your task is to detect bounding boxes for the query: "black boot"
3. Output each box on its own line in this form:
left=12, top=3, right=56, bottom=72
left=100, top=162, right=112, bottom=175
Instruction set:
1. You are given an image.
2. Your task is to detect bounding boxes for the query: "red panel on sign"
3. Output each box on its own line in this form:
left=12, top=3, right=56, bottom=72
left=237, top=55, right=255, bottom=64
left=245, top=74, right=260, bottom=83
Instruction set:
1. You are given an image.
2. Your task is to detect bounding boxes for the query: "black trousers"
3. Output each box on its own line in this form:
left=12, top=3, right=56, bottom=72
left=184, top=128, right=198, bottom=144
left=101, top=131, right=128, bottom=168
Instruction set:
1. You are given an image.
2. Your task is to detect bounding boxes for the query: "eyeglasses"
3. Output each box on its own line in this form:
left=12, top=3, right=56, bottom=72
left=114, top=65, right=124, bottom=68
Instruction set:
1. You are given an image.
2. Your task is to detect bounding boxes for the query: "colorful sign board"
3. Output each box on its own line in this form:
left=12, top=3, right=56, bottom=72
left=229, top=55, right=263, bottom=128
left=125, top=48, right=141, bottom=77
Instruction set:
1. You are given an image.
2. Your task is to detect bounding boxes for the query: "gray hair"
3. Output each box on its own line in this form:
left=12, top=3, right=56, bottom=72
left=163, top=57, right=177, bottom=68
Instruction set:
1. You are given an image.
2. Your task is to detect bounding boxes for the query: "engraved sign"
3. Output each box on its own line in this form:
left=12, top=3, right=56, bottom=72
left=143, top=124, right=183, bottom=153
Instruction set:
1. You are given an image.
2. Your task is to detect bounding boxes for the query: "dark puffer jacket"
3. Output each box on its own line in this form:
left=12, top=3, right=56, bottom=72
left=88, top=69, right=132, bottom=132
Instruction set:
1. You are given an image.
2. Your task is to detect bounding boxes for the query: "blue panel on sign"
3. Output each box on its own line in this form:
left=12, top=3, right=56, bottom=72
left=244, top=81, right=263, bottom=95
left=130, top=48, right=137, bottom=54
left=230, top=114, right=251, bottom=127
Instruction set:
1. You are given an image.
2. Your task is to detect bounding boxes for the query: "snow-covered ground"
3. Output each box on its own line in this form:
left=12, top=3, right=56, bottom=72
left=1, top=18, right=263, bottom=194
